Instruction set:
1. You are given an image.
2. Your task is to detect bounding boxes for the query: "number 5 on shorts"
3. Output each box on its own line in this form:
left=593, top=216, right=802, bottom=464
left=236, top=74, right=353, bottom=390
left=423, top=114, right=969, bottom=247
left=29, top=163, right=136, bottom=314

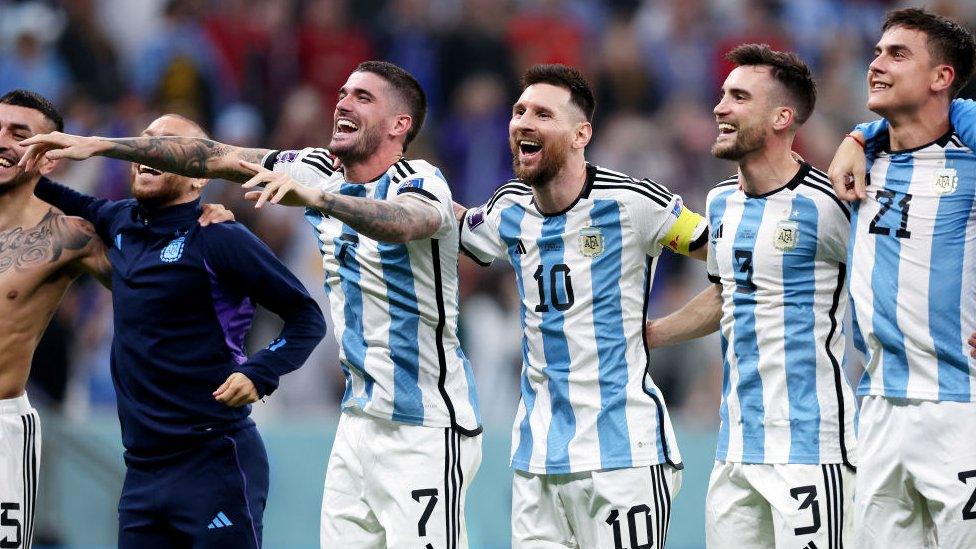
left=411, top=488, right=438, bottom=536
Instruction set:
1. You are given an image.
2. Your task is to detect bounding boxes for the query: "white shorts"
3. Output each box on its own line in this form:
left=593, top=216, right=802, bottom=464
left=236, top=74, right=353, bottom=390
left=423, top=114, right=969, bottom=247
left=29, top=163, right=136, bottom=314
left=855, top=395, right=976, bottom=549
left=320, top=412, right=482, bottom=549
left=706, top=461, right=853, bottom=549
left=0, top=394, right=40, bottom=549
left=512, top=464, right=681, bottom=549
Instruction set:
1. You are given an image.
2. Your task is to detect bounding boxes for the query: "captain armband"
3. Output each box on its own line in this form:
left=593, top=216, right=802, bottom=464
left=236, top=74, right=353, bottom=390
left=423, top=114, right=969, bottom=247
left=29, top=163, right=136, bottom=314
left=660, top=207, right=707, bottom=256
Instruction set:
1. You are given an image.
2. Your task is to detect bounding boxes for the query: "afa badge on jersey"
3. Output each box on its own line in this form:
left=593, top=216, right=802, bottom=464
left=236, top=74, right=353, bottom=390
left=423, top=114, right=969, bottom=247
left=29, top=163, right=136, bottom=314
left=774, top=219, right=799, bottom=251
left=160, top=236, right=186, bottom=263
left=932, top=168, right=958, bottom=195
left=579, top=226, right=604, bottom=257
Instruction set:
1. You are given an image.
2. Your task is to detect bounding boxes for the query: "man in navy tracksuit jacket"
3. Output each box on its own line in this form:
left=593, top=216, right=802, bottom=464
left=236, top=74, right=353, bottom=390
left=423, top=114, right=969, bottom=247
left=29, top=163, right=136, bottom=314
left=33, top=115, right=325, bottom=548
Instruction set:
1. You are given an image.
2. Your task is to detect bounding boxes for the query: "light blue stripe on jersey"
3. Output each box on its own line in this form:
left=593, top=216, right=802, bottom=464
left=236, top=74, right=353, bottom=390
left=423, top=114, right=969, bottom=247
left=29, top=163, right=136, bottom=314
left=500, top=205, right=536, bottom=468
left=710, top=188, right=735, bottom=460
left=782, top=195, right=821, bottom=462
left=334, top=184, right=371, bottom=407
left=872, top=155, right=913, bottom=396
left=457, top=347, right=483, bottom=424
left=588, top=200, right=631, bottom=469
left=538, top=215, right=576, bottom=473
left=374, top=174, right=425, bottom=424
left=932, top=152, right=976, bottom=401
left=731, top=198, right=766, bottom=461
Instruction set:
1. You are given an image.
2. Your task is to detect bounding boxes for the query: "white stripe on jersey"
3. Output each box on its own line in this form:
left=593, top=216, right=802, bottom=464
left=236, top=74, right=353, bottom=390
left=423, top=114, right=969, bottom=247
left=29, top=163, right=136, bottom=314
left=706, top=163, right=857, bottom=465
left=264, top=149, right=482, bottom=433
left=852, top=131, right=976, bottom=402
left=461, top=163, right=705, bottom=474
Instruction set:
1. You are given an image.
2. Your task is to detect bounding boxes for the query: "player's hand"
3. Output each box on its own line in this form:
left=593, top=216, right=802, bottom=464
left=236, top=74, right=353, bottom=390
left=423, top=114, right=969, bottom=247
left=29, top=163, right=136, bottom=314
left=18, top=132, right=106, bottom=172
left=827, top=132, right=868, bottom=202
left=238, top=159, right=321, bottom=209
left=644, top=320, right=661, bottom=349
left=198, top=203, right=235, bottom=226
left=213, top=372, right=259, bottom=407
left=969, top=331, right=976, bottom=359
left=452, top=201, right=467, bottom=224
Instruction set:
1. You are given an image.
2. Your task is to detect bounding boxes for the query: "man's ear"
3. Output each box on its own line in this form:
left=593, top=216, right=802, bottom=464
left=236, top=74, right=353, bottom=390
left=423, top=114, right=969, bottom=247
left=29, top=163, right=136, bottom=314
left=772, top=106, right=796, bottom=132
left=931, top=64, right=956, bottom=94
left=574, top=121, right=593, bottom=150
left=392, top=114, right=413, bottom=140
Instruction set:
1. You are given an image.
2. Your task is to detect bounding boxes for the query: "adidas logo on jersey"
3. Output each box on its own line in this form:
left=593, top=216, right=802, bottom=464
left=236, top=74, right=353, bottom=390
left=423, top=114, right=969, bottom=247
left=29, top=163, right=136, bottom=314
left=514, top=240, right=527, bottom=255
left=207, top=511, right=234, bottom=529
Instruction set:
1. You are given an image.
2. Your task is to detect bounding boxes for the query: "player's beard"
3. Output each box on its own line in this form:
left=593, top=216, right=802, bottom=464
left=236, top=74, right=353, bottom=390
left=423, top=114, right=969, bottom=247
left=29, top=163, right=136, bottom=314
left=130, top=170, right=189, bottom=207
left=711, top=122, right=767, bottom=161
left=511, top=139, right=568, bottom=188
left=329, top=122, right=383, bottom=166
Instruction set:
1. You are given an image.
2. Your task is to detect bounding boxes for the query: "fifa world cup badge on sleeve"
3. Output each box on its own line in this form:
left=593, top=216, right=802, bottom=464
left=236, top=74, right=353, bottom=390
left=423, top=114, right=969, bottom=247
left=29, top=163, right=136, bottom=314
left=579, top=226, right=604, bottom=257
left=467, top=207, right=485, bottom=230
left=774, top=219, right=799, bottom=252
left=932, top=168, right=958, bottom=195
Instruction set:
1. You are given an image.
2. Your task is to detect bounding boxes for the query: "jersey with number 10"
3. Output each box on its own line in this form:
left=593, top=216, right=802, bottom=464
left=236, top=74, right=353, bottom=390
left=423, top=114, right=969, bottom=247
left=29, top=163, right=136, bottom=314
left=706, top=163, right=856, bottom=466
left=853, top=111, right=976, bottom=403
left=261, top=148, right=482, bottom=435
left=460, top=163, right=707, bottom=474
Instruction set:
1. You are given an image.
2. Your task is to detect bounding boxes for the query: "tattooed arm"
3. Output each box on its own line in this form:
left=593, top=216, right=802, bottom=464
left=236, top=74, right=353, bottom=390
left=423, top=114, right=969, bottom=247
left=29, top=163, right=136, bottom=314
left=318, top=193, right=441, bottom=243
left=20, top=132, right=270, bottom=183
left=62, top=216, right=112, bottom=288
left=238, top=160, right=442, bottom=243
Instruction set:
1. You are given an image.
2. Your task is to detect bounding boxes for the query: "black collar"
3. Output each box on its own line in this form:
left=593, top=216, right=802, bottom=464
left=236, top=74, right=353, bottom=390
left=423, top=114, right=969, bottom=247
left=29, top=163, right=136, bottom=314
left=881, top=125, right=954, bottom=154
left=531, top=163, right=597, bottom=217
left=136, top=198, right=202, bottom=227
left=741, top=161, right=811, bottom=199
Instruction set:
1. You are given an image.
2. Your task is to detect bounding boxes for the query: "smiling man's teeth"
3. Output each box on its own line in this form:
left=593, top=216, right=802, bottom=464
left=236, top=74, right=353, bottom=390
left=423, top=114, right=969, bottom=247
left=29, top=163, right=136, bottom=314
left=0, top=158, right=12, bottom=168
left=718, top=123, right=736, bottom=133
left=337, top=120, right=358, bottom=131
left=520, top=140, right=540, bottom=147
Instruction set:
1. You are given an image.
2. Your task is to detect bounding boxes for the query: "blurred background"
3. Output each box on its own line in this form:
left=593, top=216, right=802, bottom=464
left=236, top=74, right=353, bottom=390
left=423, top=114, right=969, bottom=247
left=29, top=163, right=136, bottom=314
left=3, top=0, right=975, bottom=547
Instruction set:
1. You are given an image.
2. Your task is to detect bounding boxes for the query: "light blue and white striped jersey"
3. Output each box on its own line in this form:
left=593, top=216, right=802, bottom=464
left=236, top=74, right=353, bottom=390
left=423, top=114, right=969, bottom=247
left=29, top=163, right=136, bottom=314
left=705, top=163, right=857, bottom=466
left=851, top=109, right=976, bottom=402
left=460, top=163, right=708, bottom=474
left=262, top=148, right=481, bottom=434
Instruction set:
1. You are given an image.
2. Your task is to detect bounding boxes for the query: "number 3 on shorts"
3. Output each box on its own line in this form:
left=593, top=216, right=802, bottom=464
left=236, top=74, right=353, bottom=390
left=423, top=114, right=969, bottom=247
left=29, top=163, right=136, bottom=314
left=790, top=485, right=821, bottom=535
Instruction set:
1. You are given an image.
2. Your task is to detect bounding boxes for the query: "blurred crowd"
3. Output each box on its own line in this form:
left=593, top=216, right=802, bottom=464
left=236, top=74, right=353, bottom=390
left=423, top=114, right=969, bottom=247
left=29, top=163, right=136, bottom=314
left=5, top=0, right=976, bottom=427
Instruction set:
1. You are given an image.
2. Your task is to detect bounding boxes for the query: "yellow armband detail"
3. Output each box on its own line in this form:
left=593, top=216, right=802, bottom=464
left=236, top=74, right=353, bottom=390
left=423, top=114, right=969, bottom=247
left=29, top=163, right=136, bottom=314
left=661, top=207, right=705, bottom=256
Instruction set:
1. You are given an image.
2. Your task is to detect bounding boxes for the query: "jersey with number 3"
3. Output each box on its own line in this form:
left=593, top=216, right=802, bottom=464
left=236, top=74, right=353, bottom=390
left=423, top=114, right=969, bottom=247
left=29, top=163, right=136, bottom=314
left=852, top=126, right=976, bottom=402
left=460, top=163, right=707, bottom=474
left=706, top=163, right=857, bottom=466
left=260, top=148, right=482, bottom=434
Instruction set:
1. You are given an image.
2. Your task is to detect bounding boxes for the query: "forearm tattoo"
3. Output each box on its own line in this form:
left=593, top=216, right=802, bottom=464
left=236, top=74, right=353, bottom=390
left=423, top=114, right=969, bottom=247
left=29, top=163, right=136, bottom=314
left=322, top=194, right=440, bottom=243
left=103, top=137, right=266, bottom=182
left=0, top=209, right=93, bottom=273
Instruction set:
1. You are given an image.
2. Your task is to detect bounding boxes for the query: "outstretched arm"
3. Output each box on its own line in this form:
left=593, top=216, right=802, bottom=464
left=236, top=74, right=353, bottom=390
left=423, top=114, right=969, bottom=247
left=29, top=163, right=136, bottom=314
left=20, top=132, right=270, bottom=183
left=238, top=160, right=442, bottom=243
left=645, top=284, right=722, bottom=348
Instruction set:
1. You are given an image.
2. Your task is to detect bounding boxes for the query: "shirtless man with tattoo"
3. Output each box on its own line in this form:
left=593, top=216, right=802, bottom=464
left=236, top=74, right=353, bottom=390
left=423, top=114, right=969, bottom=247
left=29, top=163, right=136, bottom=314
left=20, top=61, right=483, bottom=548
left=0, top=89, right=109, bottom=549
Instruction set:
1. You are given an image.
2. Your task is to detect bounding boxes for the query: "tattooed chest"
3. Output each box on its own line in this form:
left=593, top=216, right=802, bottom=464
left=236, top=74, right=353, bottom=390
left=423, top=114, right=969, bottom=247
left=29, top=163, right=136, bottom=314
left=0, top=210, right=92, bottom=274
left=0, top=225, right=56, bottom=272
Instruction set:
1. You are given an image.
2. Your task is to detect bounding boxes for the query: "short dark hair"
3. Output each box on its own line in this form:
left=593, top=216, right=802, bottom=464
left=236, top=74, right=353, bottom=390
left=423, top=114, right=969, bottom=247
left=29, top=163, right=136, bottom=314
left=354, top=61, right=427, bottom=150
left=0, top=89, right=63, bottom=132
left=882, top=7, right=976, bottom=97
left=725, top=44, right=817, bottom=126
left=520, top=64, right=596, bottom=122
